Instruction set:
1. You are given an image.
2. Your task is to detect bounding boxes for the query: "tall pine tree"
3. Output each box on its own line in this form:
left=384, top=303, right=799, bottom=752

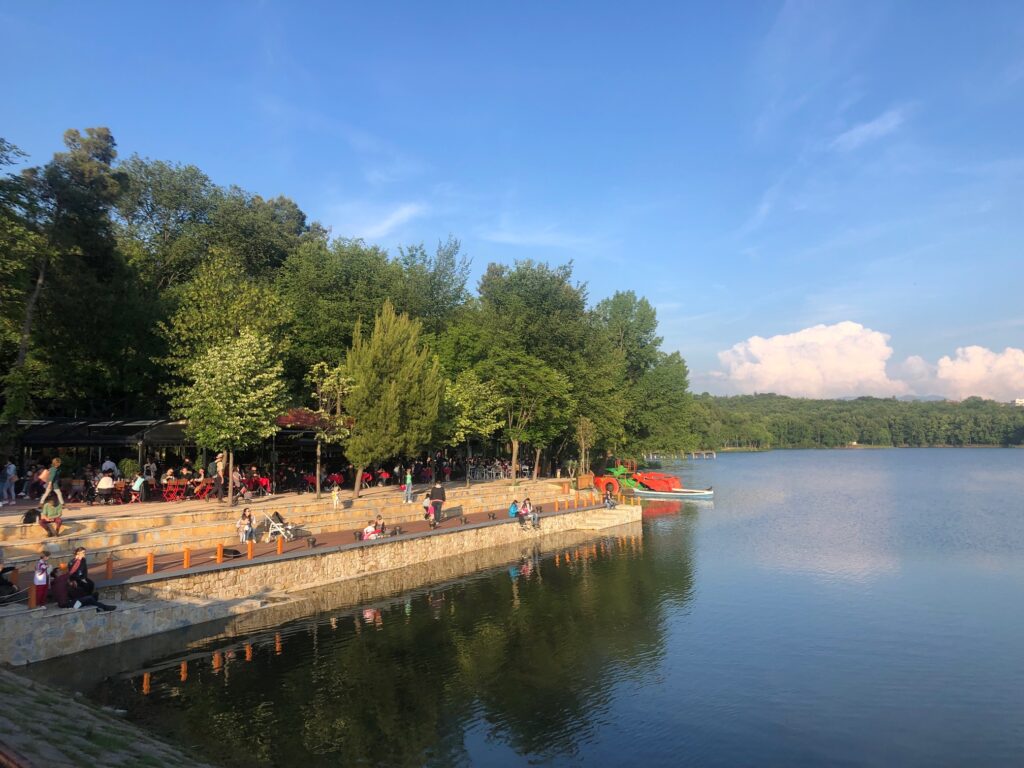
left=344, top=301, right=443, bottom=499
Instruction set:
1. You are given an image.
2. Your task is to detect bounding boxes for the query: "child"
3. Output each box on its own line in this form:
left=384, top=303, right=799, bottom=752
left=508, top=499, right=519, bottom=519
left=331, top=485, right=339, bottom=511
left=33, top=550, right=50, bottom=606
left=236, top=508, right=255, bottom=543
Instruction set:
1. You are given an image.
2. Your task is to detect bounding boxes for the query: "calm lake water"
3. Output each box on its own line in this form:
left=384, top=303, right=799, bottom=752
left=28, top=449, right=1024, bottom=766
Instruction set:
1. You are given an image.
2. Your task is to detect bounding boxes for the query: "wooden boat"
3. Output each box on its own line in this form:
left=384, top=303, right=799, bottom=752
left=632, top=486, right=714, bottom=501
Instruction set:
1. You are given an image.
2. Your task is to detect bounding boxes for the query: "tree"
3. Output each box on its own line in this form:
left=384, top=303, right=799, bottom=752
left=593, top=291, right=662, bottom=382
left=159, top=247, right=291, bottom=398
left=575, top=416, right=597, bottom=477
left=444, top=369, right=504, bottom=486
left=344, top=301, right=444, bottom=499
left=475, top=351, right=572, bottom=485
left=2, top=127, right=147, bottom=422
left=277, top=238, right=401, bottom=379
left=175, top=329, right=288, bottom=505
left=306, top=362, right=352, bottom=498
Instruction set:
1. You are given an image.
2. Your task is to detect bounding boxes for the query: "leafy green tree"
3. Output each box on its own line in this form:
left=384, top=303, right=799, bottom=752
left=630, top=352, right=694, bottom=453
left=444, top=369, right=504, bottom=486
left=593, top=290, right=662, bottom=382
left=175, top=328, right=288, bottom=505
left=477, top=260, right=589, bottom=372
left=159, top=247, right=291, bottom=398
left=475, top=351, right=573, bottom=484
left=306, top=362, right=352, bottom=498
left=344, top=301, right=444, bottom=499
left=392, top=236, right=471, bottom=337
left=277, top=237, right=402, bottom=379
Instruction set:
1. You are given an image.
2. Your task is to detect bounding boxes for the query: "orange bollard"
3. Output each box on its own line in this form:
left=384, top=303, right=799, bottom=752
left=180, top=661, right=188, bottom=682
left=554, top=499, right=559, bottom=511
left=276, top=536, right=284, bottom=555
left=275, top=632, right=283, bottom=656
left=247, top=540, right=254, bottom=560
left=142, top=672, right=151, bottom=695
left=183, top=548, right=191, bottom=569
left=146, top=553, right=155, bottom=575
left=216, top=543, right=224, bottom=564
left=105, top=556, right=113, bottom=580
left=27, top=584, right=36, bottom=608
left=212, top=651, right=222, bottom=672
left=245, top=643, right=253, bottom=662
left=573, top=497, right=578, bottom=509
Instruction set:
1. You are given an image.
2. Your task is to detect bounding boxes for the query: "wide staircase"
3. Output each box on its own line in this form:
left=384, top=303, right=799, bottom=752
left=0, top=481, right=594, bottom=567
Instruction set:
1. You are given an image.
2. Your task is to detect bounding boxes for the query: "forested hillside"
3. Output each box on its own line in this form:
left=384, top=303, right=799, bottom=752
left=690, top=394, right=1024, bottom=449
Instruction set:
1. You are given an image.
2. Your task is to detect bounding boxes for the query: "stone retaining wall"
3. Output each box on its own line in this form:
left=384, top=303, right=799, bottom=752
left=0, top=505, right=640, bottom=666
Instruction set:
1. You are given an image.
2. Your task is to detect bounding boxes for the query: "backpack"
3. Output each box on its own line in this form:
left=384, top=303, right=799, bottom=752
left=22, top=509, right=39, bottom=524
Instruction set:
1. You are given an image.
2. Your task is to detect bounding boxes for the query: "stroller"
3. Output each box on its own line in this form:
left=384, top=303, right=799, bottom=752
left=263, top=511, right=296, bottom=542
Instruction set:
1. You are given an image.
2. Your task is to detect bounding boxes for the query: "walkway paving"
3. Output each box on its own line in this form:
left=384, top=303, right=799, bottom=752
left=88, top=499, right=599, bottom=586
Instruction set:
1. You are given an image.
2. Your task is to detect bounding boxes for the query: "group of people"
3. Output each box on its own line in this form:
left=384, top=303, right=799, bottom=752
left=508, top=497, right=541, bottom=528
left=30, top=547, right=115, bottom=612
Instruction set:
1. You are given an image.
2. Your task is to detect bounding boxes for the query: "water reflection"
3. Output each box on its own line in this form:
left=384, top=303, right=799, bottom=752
left=67, top=524, right=694, bottom=767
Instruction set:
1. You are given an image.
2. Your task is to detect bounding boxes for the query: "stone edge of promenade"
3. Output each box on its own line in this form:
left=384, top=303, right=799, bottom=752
left=0, top=504, right=641, bottom=667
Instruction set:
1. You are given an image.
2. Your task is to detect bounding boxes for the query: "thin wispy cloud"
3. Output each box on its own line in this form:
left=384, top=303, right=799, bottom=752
left=479, top=220, right=598, bottom=250
left=831, top=107, right=908, bottom=152
left=328, top=201, right=429, bottom=240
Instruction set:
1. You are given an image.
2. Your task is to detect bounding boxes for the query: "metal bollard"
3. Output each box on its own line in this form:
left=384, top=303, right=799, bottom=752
left=146, top=553, right=155, bottom=575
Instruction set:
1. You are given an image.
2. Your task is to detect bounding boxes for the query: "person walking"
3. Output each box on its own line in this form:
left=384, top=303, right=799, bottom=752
left=40, top=458, right=63, bottom=507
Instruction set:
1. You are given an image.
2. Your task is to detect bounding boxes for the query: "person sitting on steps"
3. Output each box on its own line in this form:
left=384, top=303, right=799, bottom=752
left=38, top=502, right=63, bottom=537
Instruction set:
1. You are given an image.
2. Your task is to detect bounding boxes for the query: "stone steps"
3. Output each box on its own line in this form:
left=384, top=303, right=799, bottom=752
left=4, top=485, right=597, bottom=564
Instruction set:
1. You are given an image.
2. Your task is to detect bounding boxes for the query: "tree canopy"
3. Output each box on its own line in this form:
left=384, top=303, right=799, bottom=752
left=13, top=125, right=1017, bottom=477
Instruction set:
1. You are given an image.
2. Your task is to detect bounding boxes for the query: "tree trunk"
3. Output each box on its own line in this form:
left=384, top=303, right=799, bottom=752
left=532, top=446, right=541, bottom=481
left=315, top=439, right=322, bottom=499
left=465, top=437, right=471, bottom=487
left=227, top=450, right=235, bottom=506
left=14, top=257, right=47, bottom=370
left=352, top=464, right=363, bottom=500
left=510, top=439, right=519, bottom=486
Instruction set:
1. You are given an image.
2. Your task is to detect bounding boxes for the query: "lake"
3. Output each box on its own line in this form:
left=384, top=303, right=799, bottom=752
left=26, top=449, right=1024, bottom=766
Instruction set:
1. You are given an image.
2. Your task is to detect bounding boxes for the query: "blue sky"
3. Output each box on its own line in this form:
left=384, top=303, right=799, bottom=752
left=4, top=1, right=1024, bottom=399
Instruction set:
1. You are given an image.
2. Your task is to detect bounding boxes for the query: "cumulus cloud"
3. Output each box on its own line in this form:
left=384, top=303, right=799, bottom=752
left=935, top=346, right=1024, bottom=401
left=718, top=321, right=908, bottom=398
left=715, top=322, right=1024, bottom=401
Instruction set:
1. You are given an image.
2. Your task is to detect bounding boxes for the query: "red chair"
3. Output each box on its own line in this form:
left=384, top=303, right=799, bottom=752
left=193, top=480, right=213, bottom=500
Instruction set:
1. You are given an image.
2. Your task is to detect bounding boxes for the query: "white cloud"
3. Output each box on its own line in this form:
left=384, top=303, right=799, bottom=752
left=327, top=201, right=428, bottom=240
left=831, top=107, right=907, bottom=152
left=935, top=346, right=1024, bottom=401
left=714, top=322, right=1024, bottom=401
left=717, top=321, right=909, bottom=398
